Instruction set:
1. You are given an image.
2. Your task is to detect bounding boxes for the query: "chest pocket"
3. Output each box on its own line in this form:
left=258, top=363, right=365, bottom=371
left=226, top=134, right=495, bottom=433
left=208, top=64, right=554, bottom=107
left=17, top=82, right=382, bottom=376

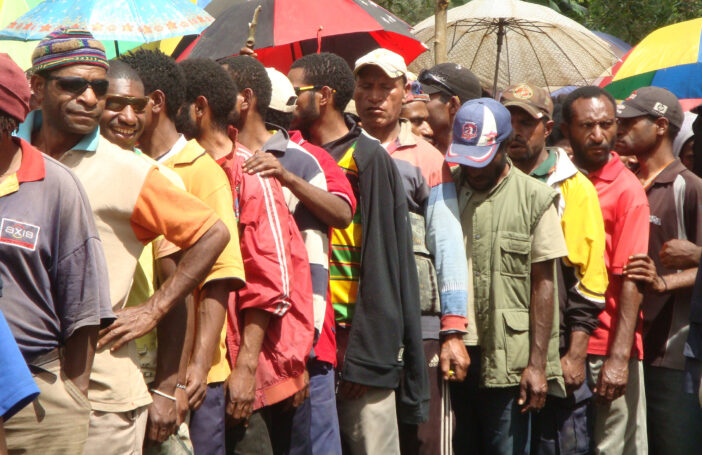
left=410, top=212, right=440, bottom=314
left=499, top=233, right=531, bottom=277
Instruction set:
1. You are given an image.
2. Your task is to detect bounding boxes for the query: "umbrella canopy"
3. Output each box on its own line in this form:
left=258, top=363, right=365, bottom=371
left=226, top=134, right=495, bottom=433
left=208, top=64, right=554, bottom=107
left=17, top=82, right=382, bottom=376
left=0, top=0, right=213, bottom=42
left=182, top=0, right=426, bottom=73
left=592, top=30, right=631, bottom=60
left=409, top=0, right=618, bottom=96
left=604, top=18, right=702, bottom=105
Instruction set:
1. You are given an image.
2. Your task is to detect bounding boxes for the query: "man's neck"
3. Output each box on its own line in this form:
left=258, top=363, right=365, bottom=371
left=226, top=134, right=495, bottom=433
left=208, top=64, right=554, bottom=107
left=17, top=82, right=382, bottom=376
left=514, top=147, right=549, bottom=176
left=33, top=123, right=83, bottom=160
left=0, top=135, right=22, bottom=179
left=236, top=113, right=273, bottom=152
left=309, top=109, right=349, bottom=146
left=198, top=127, right=233, bottom=162
left=436, top=129, right=450, bottom=155
left=139, top=114, right=181, bottom=160
left=636, top=142, right=675, bottom=181
left=365, top=120, right=401, bottom=146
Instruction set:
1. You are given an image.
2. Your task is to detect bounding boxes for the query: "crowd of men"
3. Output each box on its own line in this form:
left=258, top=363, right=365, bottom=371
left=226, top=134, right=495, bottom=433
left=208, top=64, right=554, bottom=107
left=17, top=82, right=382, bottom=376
left=0, top=26, right=702, bottom=455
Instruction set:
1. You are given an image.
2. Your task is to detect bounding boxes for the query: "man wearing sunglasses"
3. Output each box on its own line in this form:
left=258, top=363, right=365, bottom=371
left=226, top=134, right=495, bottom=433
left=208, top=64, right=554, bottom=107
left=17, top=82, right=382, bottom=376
left=418, top=64, right=483, bottom=155
left=15, top=28, right=232, bottom=454
left=99, top=61, right=149, bottom=150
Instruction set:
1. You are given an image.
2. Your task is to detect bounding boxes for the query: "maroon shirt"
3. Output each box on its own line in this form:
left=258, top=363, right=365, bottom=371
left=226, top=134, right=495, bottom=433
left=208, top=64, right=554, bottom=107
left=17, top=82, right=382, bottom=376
left=642, top=159, right=702, bottom=370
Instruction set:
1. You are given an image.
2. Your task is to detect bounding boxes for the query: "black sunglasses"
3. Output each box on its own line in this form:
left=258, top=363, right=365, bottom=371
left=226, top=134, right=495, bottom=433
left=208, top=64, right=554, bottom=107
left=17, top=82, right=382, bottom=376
left=46, top=76, right=109, bottom=97
left=105, top=95, right=150, bottom=113
left=417, top=70, right=454, bottom=97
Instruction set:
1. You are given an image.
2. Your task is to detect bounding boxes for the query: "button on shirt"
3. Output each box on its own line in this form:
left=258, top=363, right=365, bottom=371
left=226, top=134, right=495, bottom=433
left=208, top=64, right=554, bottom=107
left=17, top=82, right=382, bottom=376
left=0, top=138, right=112, bottom=359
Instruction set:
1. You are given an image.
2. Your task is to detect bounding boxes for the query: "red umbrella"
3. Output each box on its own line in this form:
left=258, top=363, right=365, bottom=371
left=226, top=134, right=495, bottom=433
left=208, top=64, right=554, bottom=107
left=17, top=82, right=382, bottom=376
left=178, top=0, right=427, bottom=72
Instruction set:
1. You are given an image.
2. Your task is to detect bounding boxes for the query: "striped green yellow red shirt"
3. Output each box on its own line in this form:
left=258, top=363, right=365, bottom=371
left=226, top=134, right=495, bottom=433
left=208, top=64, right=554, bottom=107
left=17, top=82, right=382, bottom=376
left=330, top=143, right=361, bottom=325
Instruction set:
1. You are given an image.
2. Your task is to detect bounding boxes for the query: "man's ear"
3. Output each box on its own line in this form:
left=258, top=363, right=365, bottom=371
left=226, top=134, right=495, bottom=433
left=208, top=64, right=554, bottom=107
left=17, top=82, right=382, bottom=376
left=319, top=86, right=333, bottom=108
left=448, top=95, right=461, bottom=116
left=149, top=89, right=166, bottom=115
left=240, top=87, right=255, bottom=114
left=194, top=95, right=208, bottom=120
left=30, top=73, right=45, bottom=106
left=544, top=119, right=555, bottom=138
left=655, top=117, right=669, bottom=137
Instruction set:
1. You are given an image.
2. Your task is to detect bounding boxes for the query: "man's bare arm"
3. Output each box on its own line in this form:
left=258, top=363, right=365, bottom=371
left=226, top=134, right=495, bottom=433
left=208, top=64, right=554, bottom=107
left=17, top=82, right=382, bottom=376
left=145, top=253, right=190, bottom=444
left=186, top=279, right=231, bottom=410
left=624, top=254, right=697, bottom=292
left=594, top=278, right=642, bottom=401
left=243, top=151, right=353, bottom=228
left=97, top=220, right=230, bottom=351
left=63, top=325, right=98, bottom=395
left=226, top=308, right=271, bottom=422
left=519, top=259, right=555, bottom=412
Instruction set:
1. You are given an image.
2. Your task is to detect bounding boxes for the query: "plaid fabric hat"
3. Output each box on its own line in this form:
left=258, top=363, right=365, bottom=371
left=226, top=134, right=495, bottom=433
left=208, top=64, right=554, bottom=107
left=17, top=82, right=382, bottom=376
left=31, top=27, right=108, bottom=74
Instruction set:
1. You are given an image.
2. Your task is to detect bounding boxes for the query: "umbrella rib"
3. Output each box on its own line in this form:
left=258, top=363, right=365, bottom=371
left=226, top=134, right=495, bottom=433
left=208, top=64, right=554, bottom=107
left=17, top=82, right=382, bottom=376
left=519, top=25, right=552, bottom=92
left=545, top=32, right=596, bottom=85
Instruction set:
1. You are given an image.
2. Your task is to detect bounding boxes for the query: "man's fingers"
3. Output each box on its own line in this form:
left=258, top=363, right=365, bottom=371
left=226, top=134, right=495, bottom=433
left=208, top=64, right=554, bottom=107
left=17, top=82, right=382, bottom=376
left=518, top=380, right=527, bottom=407
left=440, top=353, right=452, bottom=381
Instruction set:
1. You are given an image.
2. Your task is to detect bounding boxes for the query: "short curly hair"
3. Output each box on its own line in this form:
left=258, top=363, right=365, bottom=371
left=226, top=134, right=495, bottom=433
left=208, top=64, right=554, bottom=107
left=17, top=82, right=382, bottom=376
left=118, top=49, right=185, bottom=121
left=290, top=53, right=354, bottom=113
left=561, top=86, right=616, bottom=124
left=218, top=55, right=271, bottom=117
left=179, top=58, right=238, bottom=132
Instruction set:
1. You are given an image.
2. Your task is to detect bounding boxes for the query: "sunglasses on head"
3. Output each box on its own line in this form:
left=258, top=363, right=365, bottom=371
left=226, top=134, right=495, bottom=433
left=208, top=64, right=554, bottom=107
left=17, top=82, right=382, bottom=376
left=46, top=76, right=109, bottom=97
left=417, top=70, right=455, bottom=97
left=104, top=95, right=150, bottom=113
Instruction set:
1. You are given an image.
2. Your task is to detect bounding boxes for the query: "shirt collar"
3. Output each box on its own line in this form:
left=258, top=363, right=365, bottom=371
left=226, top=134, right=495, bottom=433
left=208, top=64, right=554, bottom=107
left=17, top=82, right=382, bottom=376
left=394, top=118, right=417, bottom=149
left=530, top=149, right=557, bottom=182
left=157, top=134, right=189, bottom=163
left=587, top=151, right=625, bottom=182
left=16, top=138, right=46, bottom=183
left=646, top=159, right=687, bottom=185
left=261, top=127, right=290, bottom=154
left=16, top=110, right=100, bottom=153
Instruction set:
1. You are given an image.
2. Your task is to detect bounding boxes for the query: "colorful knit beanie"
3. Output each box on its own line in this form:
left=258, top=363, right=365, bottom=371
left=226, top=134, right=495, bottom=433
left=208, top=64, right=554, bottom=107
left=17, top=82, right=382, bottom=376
left=31, top=27, right=108, bottom=74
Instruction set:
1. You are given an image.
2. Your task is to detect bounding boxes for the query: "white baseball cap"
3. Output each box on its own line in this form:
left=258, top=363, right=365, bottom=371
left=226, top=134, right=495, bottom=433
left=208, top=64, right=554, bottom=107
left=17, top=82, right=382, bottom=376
left=266, top=67, right=297, bottom=114
left=353, top=48, right=407, bottom=79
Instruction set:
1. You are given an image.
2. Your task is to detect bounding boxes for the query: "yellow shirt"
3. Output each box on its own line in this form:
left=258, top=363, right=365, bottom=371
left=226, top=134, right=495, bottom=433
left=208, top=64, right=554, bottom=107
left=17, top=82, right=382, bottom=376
left=162, top=140, right=245, bottom=383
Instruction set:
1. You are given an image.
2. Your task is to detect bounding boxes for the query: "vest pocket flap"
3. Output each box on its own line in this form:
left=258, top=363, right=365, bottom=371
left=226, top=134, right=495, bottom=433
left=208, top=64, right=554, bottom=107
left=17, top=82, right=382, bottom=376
left=500, top=238, right=530, bottom=255
left=503, top=310, right=530, bottom=373
left=499, top=235, right=530, bottom=277
left=503, top=310, right=530, bottom=332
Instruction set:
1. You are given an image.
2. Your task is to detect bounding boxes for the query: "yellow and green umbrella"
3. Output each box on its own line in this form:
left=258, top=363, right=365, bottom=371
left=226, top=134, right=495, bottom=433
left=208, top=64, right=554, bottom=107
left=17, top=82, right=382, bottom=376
left=605, top=18, right=702, bottom=107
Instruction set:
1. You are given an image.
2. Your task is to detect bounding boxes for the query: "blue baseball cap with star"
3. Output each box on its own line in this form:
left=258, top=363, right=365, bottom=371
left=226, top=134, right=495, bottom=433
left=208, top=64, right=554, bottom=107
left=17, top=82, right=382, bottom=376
left=446, top=98, right=513, bottom=168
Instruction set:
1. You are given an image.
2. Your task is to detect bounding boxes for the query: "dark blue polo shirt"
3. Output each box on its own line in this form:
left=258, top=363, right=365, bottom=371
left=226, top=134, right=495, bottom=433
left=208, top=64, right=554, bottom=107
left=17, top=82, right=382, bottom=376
left=0, top=138, right=112, bottom=360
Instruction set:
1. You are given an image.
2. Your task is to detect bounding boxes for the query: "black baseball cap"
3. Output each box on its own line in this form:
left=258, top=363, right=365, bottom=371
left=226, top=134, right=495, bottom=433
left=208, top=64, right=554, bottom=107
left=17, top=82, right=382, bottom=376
left=418, top=63, right=482, bottom=104
left=616, top=86, right=684, bottom=129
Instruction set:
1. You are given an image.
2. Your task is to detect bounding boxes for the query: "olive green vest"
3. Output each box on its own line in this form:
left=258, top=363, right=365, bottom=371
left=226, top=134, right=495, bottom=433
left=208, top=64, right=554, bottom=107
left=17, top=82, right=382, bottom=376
left=457, top=165, right=566, bottom=396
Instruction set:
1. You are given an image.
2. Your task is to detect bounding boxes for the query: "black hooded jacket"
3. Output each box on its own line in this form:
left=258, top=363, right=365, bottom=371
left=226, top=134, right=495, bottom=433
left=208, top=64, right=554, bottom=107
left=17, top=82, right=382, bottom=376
left=324, top=117, right=429, bottom=424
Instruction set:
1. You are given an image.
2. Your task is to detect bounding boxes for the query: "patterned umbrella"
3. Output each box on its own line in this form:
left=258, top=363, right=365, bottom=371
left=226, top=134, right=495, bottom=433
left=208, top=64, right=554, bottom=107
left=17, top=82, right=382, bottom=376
left=604, top=18, right=702, bottom=110
left=0, top=0, right=213, bottom=42
left=181, top=0, right=426, bottom=73
left=409, top=0, right=617, bottom=97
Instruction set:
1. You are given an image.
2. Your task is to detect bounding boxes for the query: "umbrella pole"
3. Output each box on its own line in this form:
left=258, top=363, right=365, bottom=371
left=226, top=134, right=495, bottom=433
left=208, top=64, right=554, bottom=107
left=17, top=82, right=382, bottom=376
left=434, top=0, right=449, bottom=65
left=492, top=19, right=506, bottom=99
left=115, top=40, right=120, bottom=56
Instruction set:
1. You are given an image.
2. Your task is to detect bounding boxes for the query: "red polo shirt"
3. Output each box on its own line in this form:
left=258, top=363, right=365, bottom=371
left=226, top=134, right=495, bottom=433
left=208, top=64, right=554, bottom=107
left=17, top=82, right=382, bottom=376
left=586, top=152, right=650, bottom=359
